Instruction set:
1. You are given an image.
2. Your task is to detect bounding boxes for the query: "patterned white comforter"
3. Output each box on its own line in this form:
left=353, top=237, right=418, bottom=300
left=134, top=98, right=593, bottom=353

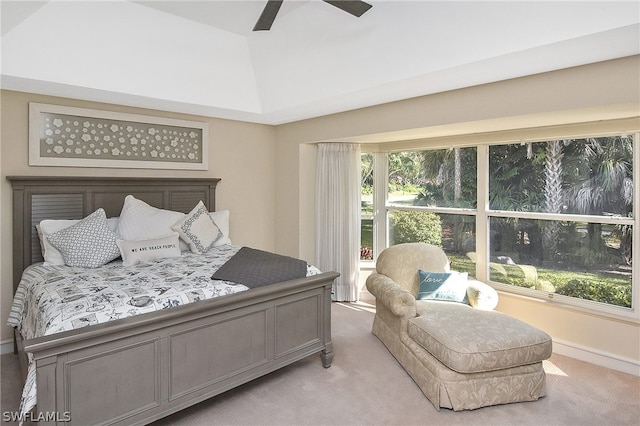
left=7, top=245, right=320, bottom=419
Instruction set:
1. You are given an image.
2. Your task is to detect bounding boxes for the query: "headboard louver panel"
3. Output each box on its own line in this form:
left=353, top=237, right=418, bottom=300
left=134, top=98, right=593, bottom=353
left=170, top=190, right=211, bottom=213
left=31, top=194, right=84, bottom=263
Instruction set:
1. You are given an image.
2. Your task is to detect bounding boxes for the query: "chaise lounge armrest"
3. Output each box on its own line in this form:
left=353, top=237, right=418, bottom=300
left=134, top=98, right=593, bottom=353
left=366, top=273, right=417, bottom=318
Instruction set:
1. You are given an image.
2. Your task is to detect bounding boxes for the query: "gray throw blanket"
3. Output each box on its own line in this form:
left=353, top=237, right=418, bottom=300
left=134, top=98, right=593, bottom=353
left=211, top=247, right=308, bottom=288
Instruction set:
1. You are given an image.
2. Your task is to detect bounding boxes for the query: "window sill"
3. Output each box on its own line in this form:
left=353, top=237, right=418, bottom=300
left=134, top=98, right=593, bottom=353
left=492, top=283, right=640, bottom=325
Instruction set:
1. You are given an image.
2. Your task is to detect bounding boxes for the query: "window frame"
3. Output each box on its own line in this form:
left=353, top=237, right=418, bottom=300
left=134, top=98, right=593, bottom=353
left=362, top=130, right=640, bottom=322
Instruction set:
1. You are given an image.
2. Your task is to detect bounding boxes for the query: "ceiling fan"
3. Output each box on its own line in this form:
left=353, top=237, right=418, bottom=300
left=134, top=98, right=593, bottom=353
left=253, top=0, right=373, bottom=31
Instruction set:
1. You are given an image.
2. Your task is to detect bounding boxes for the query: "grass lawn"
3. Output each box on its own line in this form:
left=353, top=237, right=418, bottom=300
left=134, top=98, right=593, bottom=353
left=449, top=253, right=631, bottom=308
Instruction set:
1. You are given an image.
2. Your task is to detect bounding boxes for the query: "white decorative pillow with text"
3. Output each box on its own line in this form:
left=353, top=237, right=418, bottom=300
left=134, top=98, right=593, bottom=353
left=116, top=233, right=182, bottom=266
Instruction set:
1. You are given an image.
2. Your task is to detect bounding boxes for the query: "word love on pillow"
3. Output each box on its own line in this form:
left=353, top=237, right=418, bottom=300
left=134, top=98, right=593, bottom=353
left=416, top=270, right=469, bottom=304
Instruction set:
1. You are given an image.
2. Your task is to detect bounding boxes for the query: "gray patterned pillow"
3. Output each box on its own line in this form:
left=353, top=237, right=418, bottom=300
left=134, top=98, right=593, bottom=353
left=47, top=208, right=121, bottom=268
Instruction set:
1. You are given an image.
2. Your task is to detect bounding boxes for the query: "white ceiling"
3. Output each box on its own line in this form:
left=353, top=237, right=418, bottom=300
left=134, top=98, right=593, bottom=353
left=2, top=0, right=639, bottom=125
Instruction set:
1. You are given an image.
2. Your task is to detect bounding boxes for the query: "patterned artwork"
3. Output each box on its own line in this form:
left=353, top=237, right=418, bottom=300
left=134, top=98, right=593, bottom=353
left=29, top=103, right=208, bottom=170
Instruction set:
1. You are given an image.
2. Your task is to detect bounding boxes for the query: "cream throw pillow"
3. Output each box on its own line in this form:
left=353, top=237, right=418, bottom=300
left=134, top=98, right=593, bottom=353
left=116, top=195, right=192, bottom=250
left=172, top=201, right=220, bottom=253
left=117, top=195, right=185, bottom=241
left=208, top=210, right=231, bottom=246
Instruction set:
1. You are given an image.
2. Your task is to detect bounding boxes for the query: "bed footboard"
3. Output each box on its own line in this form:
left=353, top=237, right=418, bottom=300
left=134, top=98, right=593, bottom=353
left=25, top=272, right=338, bottom=425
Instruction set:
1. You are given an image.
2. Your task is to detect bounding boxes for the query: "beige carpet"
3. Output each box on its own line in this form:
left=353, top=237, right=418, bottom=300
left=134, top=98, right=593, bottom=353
left=2, top=302, right=639, bottom=425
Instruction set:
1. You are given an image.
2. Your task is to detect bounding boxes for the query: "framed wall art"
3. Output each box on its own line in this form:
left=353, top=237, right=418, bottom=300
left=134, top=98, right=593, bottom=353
left=29, top=103, right=209, bottom=170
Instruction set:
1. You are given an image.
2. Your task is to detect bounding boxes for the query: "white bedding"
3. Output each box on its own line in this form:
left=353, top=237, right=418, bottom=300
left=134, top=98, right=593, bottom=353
left=7, top=245, right=320, bottom=418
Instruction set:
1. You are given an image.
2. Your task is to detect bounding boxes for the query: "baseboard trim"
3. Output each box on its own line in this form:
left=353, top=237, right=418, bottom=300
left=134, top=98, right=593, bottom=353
left=552, top=338, right=639, bottom=377
left=1, top=339, right=14, bottom=355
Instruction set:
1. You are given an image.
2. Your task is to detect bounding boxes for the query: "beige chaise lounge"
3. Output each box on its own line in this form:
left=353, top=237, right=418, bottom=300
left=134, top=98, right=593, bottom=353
left=366, top=243, right=552, bottom=411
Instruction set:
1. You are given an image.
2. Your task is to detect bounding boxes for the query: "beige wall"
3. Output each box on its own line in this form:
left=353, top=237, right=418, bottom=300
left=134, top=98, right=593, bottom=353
left=275, top=56, right=640, bottom=372
left=0, top=90, right=277, bottom=342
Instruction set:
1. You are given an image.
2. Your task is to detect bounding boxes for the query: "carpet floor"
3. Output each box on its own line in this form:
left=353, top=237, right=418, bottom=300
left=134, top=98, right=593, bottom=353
left=2, top=302, right=639, bottom=425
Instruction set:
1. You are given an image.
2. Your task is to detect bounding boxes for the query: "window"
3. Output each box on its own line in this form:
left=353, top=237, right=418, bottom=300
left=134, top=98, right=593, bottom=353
left=386, top=148, right=478, bottom=276
left=362, top=133, right=637, bottom=316
left=488, top=137, right=633, bottom=309
left=361, top=153, right=374, bottom=260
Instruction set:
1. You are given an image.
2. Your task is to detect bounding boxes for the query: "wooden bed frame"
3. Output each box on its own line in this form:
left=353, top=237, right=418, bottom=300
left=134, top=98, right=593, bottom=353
left=8, top=176, right=339, bottom=425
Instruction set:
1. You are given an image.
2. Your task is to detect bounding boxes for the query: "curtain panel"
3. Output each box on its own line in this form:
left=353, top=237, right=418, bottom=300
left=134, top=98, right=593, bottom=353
left=315, top=143, right=361, bottom=302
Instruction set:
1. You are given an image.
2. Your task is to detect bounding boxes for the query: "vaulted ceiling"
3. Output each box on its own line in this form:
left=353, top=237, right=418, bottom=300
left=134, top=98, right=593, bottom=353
left=2, top=1, right=639, bottom=125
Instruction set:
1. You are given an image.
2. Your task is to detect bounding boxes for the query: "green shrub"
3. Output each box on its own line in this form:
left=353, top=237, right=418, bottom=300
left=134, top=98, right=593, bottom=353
left=556, top=279, right=631, bottom=308
left=390, top=210, right=442, bottom=246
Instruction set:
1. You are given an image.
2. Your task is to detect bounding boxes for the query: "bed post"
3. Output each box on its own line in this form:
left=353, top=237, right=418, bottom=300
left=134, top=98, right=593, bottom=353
left=10, top=179, right=27, bottom=295
left=320, top=281, right=334, bottom=368
left=10, top=181, right=26, bottom=355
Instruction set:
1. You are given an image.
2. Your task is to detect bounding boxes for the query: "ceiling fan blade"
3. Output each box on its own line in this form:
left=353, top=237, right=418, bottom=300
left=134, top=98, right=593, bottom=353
left=253, top=0, right=283, bottom=31
left=323, top=0, right=372, bottom=17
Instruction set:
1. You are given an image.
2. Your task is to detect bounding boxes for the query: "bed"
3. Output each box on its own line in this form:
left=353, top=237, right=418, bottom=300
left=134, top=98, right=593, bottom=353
left=7, top=176, right=339, bottom=425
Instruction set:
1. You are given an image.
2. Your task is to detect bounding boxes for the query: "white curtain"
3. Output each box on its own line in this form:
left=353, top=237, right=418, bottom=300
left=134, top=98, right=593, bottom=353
left=315, top=143, right=361, bottom=302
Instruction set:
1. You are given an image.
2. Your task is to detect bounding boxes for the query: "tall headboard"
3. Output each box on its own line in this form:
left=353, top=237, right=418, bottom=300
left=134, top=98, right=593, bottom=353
left=7, top=176, right=221, bottom=293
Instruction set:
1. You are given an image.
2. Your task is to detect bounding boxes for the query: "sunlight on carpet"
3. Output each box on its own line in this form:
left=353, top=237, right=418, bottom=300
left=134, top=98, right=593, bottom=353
left=336, top=301, right=376, bottom=314
left=543, top=359, right=569, bottom=377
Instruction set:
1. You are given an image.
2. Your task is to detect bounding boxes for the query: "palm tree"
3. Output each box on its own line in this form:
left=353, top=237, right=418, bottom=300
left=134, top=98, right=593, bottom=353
left=418, top=148, right=476, bottom=207
left=454, top=148, right=461, bottom=203
left=564, top=136, right=633, bottom=264
left=542, top=140, right=564, bottom=260
left=419, top=149, right=452, bottom=203
left=416, top=148, right=477, bottom=253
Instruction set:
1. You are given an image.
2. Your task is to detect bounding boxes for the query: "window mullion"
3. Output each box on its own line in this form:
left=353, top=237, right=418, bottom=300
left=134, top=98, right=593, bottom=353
left=373, top=152, right=388, bottom=260
left=476, top=145, right=490, bottom=282
left=633, top=132, right=640, bottom=314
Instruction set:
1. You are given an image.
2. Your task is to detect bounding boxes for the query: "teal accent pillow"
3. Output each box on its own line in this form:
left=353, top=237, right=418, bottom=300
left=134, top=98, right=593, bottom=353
left=417, top=270, right=469, bottom=303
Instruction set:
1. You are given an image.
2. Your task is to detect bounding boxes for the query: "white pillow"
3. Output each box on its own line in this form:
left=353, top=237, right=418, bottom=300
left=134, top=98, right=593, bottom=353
left=47, top=209, right=121, bottom=268
left=116, top=233, right=182, bottom=266
left=172, top=201, right=220, bottom=253
left=117, top=195, right=185, bottom=242
left=38, top=217, right=119, bottom=266
left=209, top=210, right=232, bottom=246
